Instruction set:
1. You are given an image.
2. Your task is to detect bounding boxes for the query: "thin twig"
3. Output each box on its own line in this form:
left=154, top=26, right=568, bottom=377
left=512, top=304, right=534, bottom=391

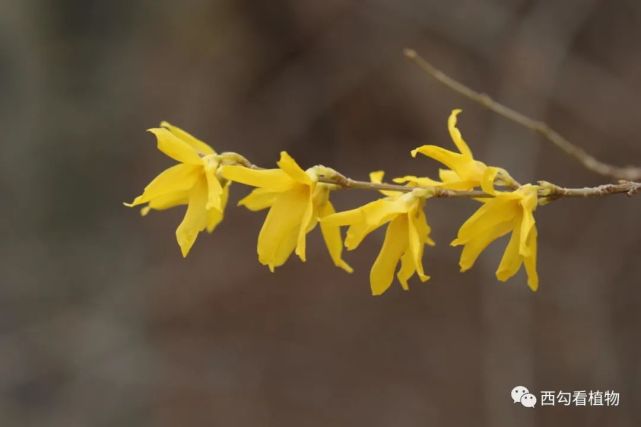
left=318, top=174, right=641, bottom=200
left=218, top=152, right=641, bottom=200
left=403, top=48, right=641, bottom=182
left=539, top=180, right=641, bottom=201
left=318, top=175, right=491, bottom=198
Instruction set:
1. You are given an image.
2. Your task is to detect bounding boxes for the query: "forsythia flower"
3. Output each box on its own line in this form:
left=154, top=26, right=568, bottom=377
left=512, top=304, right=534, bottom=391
left=451, top=184, right=539, bottom=290
left=411, top=109, right=514, bottom=193
left=125, top=122, right=228, bottom=257
left=323, top=172, right=434, bottom=296
left=220, top=152, right=352, bottom=273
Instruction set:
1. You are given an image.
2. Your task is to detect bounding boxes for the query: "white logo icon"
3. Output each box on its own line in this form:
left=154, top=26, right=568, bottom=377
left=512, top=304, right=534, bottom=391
left=511, top=386, right=537, bottom=408
left=511, top=386, right=529, bottom=403
left=520, top=393, right=537, bottom=408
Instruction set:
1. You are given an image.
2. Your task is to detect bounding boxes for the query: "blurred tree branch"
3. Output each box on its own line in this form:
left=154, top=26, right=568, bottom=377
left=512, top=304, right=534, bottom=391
left=403, top=49, right=641, bottom=182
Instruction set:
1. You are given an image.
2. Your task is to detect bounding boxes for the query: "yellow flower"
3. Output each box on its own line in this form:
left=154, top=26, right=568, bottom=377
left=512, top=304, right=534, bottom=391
left=220, top=152, right=352, bottom=273
left=125, top=122, right=228, bottom=257
left=323, top=172, right=434, bottom=295
left=411, top=109, right=513, bottom=193
left=451, top=184, right=539, bottom=290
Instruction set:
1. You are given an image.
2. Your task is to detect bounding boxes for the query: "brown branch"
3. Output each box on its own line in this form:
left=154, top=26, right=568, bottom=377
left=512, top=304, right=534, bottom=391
left=403, top=48, right=641, bottom=182
left=218, top=153, right=641, bottom=201
left=319, top=174, right=641, bottom=200
left=539, top=180, right=641, bottom=202
left=317, top=175, right=490, bottom=198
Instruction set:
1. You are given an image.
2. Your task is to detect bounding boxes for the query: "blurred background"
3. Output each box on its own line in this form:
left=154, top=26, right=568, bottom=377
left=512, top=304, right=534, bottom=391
left=1, top=0, right=640, bottom=425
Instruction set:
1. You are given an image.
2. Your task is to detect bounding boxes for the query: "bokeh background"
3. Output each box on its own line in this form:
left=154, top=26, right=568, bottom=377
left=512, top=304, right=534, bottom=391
left=2, top=0, right=641, bottom=425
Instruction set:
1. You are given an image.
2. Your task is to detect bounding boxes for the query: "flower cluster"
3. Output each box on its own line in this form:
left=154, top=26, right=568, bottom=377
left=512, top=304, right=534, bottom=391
left=126, top=109, right=541, bottom=295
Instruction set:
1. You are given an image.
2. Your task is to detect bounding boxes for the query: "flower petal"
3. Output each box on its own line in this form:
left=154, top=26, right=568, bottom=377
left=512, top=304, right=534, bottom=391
left=452, top=199, right=517, bottom=246
left=148, top=128, right=202, bottom=165
left=370, top=216, right=409, bottom=295
left=439, top=169, right=459, bottom=183
left=344, top=199, right=409, bottom=249
left=295, top=187, right=315, bottom=262
left=142, top=191, right=188, bottom=216
left=408, top=206, right=430, bottom=281
left=176, top=178, right=209, bottom=257
left=480, top=167, right=499, bottom=195
left=206, top=183, right=229, bottom=233
left=523, top=225, right=539, bottom=291
left=458, top=220, right=514, bottom=272
left=518, top=186, right=538, bottom=256
left=318, top=200, right=353, bottom=273
left=257, top=186, right=309, bottom=271
left=369, top=170, right=385, bottom=183
left=160, top=121, right=215, bottom=156
left=415, top=208, right=435, bottom=246
left=447, top=109, right=473, bottom=158
left=125, top=164, right=200, bottom=207
left=411, top=145, right=467, bottom=172
left=238, top=188, right=278, bottom=211
left=496, top=217, right=524, bottom=282
left=396, top=250, right=415, bottom=290
left=277, top=151, right=313, bottom=185
left=436, top=169, right=479, bottom=191
left=219, top=165, right=293, bottom=191
left=204, top=161, right=224, bottom=211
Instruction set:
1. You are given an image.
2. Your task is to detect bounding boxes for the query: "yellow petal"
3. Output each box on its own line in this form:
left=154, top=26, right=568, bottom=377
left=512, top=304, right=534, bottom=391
left=257, top=187, right=309, bottom=271
left=238, top=188, right=278, bottom=211
left=206, top=183, right=229, bottom=233
left=370, top=216, right=409, bottom=295
left=125, top=164, right=200, bottom=207
left=295, top=187, right=315, bottom=262
left=458, top=220, right=514, bottom=272
left=480, top=167, right=499, bottom=195
left=411, top=145, right=467, bottom=172
left=148, top=128, right=202, bottom=165
left=407, top=206, right=429, bottom=281
left=205, top=208, right=223, bottom=234
left=523, top=225, right=539, bottom=291
left=396, top=206, right=433, bottom=287
left=322, top=208, right=372, bottom=249
left=396, top=250, right=415, bottom=290
left=344, top=199, right=409, bottom=249
left=518, top=186, right=538, bottom=256
left=219, top=165, right=293, bottom=191
left=160, top=121, right=215, bottom=156
left=496, top=217, right=523, bottom=282
left=204, top=161, right=224, bottom=210
left=318, top=200, right=353, bottom=273
left=415, top=208, right=435, bottom=246
left=435, top=169, right=477, bottom=191
left=452, top=199, right=516, bottom=246
left=519, top=209, right=536, bottom=257
left=277, top=151, right=313, bottom=185
left=447, top=109, right=473, bottom=158
left=439, top=169, right=459, bottom=183
left=369, top=170, right=385, bottom=183
left=176, top=178, right=209, bottom=257
left=321, top=207, right=365, bottom=228
left=142, top=191, right=188, bottom=215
